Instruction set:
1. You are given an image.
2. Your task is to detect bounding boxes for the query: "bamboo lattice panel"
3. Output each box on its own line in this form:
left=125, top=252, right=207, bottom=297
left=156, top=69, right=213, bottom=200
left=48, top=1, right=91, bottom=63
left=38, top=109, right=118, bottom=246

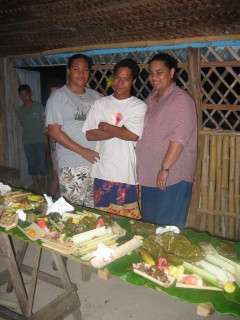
left=85, top=47, right=240, bottom=131
left=87, top=49, right=189, bottom=100
left=201, top=46, right=240, bottom=131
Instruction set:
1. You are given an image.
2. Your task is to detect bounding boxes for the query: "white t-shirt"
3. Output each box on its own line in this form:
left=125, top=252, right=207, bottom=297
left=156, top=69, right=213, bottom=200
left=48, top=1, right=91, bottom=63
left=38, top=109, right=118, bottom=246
left=82, top=95, right=147, bottom=185
left=45, top=85, right=102, bottom=168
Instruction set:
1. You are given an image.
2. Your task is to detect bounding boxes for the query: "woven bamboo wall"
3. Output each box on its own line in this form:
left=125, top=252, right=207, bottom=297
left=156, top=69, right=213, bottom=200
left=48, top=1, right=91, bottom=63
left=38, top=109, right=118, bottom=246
left=197, top=130, right=240, bottom=240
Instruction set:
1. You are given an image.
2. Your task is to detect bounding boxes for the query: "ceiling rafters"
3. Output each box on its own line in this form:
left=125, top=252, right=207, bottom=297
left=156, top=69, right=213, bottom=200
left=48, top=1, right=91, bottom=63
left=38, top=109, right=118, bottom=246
left=0, top=0, right=239, bottom=57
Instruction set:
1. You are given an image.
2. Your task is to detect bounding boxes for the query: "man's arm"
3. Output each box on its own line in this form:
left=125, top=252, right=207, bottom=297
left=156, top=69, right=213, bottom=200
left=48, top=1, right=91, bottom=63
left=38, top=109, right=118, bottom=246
left=86, top=128, right=114, bottom=141
left=48, top=124, right=99, bottom=163
left=156, top=141, right=184, bottom=191
left=98, top=122, right=139, bottom=141
left=86, top=123, right=139, bottom=141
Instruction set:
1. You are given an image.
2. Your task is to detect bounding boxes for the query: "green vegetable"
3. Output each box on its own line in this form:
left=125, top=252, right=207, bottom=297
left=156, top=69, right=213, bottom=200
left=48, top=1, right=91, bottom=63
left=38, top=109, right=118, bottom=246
left=194, top=260, right=229, bottom=286
left=74, top=233, right=118, bottom=248
left=77, top=238, right=117, bottom=255
left=183, top=261, right=223, bottom=289
left=206, top=253, right=240, bottom=286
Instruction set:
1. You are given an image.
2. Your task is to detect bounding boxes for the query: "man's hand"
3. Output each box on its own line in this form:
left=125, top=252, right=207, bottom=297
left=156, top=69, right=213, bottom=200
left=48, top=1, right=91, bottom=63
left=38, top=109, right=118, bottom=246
left=80, top=147, right=100, bottom=164
left=156, top=171, right=168, bottom=191
left=98, top=122, right=107, bottom=130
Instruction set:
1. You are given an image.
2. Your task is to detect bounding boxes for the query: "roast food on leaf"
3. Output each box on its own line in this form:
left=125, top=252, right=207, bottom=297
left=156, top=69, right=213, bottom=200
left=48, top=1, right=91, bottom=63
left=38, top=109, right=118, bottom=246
left=63, top=215, right=102, bottom=237
left=130, top=220, right=157, bottom=235
left=216, top=242, right=237, bottom=258
left=132, top=262, right=175, bottom=288
left=143, top=232, right=204, bottom=265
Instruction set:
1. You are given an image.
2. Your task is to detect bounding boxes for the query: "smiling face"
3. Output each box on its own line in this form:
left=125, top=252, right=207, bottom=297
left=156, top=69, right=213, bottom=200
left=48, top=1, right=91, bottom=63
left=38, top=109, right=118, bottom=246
left=67, top=58, right=90, bottom=93
left=113, top=67, right=135, bottom=100
left=148, top=60, right=175, bottom=96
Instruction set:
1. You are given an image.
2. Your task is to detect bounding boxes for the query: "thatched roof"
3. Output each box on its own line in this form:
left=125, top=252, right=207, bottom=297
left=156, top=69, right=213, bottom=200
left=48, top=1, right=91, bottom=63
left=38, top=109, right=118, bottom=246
left=0, top=0, right=240, bottom=57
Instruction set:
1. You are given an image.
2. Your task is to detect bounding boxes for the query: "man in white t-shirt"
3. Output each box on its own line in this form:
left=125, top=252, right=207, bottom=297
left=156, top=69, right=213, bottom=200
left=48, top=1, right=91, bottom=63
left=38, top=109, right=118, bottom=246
left=45, top=54, right=101, bottom=207
left=83, top=59, right=147, bottom=218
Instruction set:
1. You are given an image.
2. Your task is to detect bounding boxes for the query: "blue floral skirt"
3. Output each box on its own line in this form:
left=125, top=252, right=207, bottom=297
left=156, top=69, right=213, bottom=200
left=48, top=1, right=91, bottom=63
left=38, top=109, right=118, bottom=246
left=94, top=178, right=141, bottom=219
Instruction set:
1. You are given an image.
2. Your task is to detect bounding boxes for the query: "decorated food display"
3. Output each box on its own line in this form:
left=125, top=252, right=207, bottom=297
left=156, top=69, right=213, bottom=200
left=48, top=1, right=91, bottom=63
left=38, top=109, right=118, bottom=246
left=0, top=182, right=240, bottom=317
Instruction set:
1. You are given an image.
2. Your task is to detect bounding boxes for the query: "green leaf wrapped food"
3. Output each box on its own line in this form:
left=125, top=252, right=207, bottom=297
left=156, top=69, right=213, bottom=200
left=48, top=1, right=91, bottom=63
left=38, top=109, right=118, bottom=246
left=143, top=232, right=204, bottom=265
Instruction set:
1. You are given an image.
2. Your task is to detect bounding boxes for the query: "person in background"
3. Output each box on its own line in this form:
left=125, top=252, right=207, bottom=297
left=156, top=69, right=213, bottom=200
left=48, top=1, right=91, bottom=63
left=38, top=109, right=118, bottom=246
left=47, top=78, right=65, bottom=198
left=45, top=54, right=102, bottom=207
left=136, top=53, right=198, bottom=227
left=17, top=84, right=49, bottom=194
left=83, top=58, right=147, bottom=219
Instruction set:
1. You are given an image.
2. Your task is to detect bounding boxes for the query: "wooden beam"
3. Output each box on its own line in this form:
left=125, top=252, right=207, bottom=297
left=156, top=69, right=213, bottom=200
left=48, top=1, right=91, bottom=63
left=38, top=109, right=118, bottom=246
left=202, top=104, right=240, bottom=111
left=7, top=34, right=240, bottom=59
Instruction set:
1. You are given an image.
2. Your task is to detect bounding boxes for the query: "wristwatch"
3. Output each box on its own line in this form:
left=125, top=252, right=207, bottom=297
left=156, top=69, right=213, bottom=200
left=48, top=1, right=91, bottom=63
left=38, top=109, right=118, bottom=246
left=159, top=166, right=169, bottom=172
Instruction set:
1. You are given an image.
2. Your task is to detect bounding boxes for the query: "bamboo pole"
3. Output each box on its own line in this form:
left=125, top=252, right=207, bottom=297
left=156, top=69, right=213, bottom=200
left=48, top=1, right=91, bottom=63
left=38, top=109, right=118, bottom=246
left=199, top=135, right=210, bottom=231
left=207, top=134, right=217, bottom=234
left=221, top=136, right=229, bottom=238
left=197, top=208, right=240, bottom=219
left=228, top=137, right=236, bottom=238
left=214, top=135, right=223, bottom=234
left=200, top=130, right=240, bottom=137
left=235, top=137, right=240, bottom=214
left=197, top=208, right=240, bottom=239
left=235, top=136, right=240, bottom=238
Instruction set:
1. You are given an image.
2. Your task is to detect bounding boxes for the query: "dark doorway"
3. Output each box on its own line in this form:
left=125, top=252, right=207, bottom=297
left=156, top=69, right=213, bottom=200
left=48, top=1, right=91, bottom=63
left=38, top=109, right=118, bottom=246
left=24, top=65, right=66, bottom=105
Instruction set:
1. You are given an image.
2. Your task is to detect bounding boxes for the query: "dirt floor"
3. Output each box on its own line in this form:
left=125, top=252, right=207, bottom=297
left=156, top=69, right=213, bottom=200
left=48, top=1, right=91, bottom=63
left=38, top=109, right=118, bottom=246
left=0, top=239, right=237, bottom=320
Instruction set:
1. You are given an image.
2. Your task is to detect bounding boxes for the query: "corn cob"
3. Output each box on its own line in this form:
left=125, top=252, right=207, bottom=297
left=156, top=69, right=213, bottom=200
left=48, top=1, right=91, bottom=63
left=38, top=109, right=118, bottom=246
left=136, top=248, right=155, bottom=266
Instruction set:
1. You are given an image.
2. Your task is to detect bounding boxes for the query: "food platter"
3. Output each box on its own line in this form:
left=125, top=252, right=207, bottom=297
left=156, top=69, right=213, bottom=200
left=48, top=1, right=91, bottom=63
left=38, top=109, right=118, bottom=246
left=0, top=211, right=18, bottom=231
left=17, top=222, right=46, bottom=241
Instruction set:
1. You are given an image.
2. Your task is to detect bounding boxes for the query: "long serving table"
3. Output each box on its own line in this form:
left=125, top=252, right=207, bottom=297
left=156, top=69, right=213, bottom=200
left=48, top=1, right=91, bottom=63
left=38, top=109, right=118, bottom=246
left=0, top=205, right=240, bottom=319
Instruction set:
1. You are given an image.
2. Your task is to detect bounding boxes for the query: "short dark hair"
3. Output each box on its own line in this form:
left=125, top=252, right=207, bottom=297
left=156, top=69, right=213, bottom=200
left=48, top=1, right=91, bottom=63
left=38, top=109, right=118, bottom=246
left=114, top=58, right=140, bottom=80
left=18, top=84, right=31, bottom=94
left=67, top=53, right=93, bottom=70
left=149, top=53, right=178, bottom=81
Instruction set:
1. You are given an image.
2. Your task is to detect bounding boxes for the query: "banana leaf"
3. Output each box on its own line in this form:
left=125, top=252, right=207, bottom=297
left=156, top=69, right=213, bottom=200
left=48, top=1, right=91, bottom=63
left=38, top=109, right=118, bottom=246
left=106, top=228, right=240, bottom=318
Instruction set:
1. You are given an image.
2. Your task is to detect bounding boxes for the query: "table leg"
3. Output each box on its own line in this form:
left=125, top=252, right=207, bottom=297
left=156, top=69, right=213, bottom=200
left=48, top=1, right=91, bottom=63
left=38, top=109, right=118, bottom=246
left=0, top=233, right=82, bottom=320
left=7, top=241, right=28, bottom=292
left=0, top=232, right=28, bottom=318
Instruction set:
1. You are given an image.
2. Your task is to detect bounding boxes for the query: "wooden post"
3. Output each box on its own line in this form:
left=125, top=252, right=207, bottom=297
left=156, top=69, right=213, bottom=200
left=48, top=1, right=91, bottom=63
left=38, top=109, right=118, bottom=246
left=186, top=48, right=202, bottom=228
left=0, top=57, right=6, bottom=165
left=197, top=302, right=214, bottom=317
